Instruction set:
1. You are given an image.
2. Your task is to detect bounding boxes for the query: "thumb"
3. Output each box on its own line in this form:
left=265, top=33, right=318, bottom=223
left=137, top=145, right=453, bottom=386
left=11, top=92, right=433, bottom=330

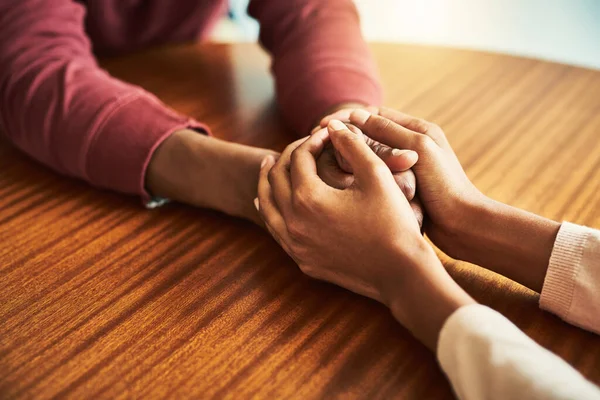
left=333, top=124, right=366, bottom=173
left=349, top=109, right=422, bottom=152
left=327, top=120, right=394, bottom=189
left=378, top=148, right=419, bottom=172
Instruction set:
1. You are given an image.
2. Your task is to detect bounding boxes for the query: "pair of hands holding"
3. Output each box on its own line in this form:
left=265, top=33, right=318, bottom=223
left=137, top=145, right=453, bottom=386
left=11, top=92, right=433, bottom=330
left=255, top=107, right=480, bottom=349
left=313, top=107, right=424, bottom=227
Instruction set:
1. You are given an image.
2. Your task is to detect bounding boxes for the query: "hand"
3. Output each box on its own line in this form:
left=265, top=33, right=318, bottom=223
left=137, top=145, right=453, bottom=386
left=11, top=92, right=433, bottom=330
left=256, top=120, right=474, bottom=350
left=348, top=108, right=486, bottom=256
left=311, top=103, right=373, bottom=135
left=349, top=109, right=561, bottom=293
left=146, top=129, right=278, bottom=225
left=315, top=124, right=424, bottom=227
left=315, top=105, right=424, bottom=225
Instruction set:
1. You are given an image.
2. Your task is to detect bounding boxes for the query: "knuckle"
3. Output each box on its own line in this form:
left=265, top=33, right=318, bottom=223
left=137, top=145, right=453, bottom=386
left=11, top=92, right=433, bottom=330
left=411, top=118, right=431, bottom=134
left=396, top=174, right=416, bottom=200
left=267, top=167, right=277, bottom=185
left=291, top=137, right=307, bottom=149
left=415, top=134, right=437, bottom=152
left=428, top=122, right=441, bottom=132
left=413, top=205, right=424, bottom=228
left=286, top=219, right=306, bottom=241
left=290, top=147, right=302, bottom=165
left=374, top=116, right=394, bottom=132
left=371, top=163, right=393, bottom=181
left=402, top=183, right=416, bottom=201
left=347, top=124, right=363, bottom=136
left=371, top=143, right=386, bottom=157
left=293, top=186, right=317, bottom=212
left=284, top=138, right=305, bottom=157
left=298, top=263, right=317, bottom=279
left=429, top=123, right=446, bottom=142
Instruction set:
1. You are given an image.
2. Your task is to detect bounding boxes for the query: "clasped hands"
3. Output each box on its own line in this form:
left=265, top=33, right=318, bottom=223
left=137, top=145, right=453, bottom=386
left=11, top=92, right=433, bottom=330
left=313, top=110, right=424, bottom=227
left=255, top=107, right=481, bottom=350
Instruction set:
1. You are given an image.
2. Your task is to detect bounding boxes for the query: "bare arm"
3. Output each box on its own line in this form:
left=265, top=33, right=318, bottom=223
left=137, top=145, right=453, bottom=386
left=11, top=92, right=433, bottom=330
left=437, top=198, right=560, bottom=293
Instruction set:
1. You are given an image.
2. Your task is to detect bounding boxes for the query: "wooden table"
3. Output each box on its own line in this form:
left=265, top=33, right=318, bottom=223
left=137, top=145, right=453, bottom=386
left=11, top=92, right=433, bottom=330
left=1, top=43, right=599, bottom=399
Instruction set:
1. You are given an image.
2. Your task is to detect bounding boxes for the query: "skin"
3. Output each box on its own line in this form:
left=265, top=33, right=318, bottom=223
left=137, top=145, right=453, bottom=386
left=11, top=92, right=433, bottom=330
left=256, top=123, right=475, bottom=350
left=257, top=107, right=564, bottom=351
left=316, top=126, right=423, bottom=226
left=146, top=129, right=275, bottom=225
left=145, top=105, right=421, bottom=226
left=348, top=108, right=561, bottom=293
left=315, top=106, right=424, bottom=223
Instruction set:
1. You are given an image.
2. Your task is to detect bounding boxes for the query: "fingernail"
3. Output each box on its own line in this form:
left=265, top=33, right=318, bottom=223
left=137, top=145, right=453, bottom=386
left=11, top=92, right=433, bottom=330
left=253, top=197, right=259, bottom=211
left=391, top=149, right=409, bottom=157
left=315, top=127, right=327, bottom=136
left=328, top=119, right=347, bottom=131
left=350, top=109, right=371, bottom=124
left=260, top=156, right=270, bottom=168
left=397, top=150, right=419, bottom=163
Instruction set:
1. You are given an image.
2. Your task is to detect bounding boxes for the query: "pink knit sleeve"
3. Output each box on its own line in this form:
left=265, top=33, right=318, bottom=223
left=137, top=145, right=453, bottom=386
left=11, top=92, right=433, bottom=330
left=540, top=222, right=600, bottom=334
left=248, top=0, right=383, bottom=135
left=0, top=0, right=208, bottom=202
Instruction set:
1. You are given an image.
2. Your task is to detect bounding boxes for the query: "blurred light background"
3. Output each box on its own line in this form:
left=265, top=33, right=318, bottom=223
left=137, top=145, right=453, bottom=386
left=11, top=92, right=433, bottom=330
left=213, top=0, right=600, bottom=70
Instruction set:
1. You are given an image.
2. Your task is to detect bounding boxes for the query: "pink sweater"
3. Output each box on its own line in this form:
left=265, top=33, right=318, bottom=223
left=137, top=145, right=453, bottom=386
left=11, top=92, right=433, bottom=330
left=540, top=222, right=600, bottom=333
left=0, top=0, right=382, bottom=200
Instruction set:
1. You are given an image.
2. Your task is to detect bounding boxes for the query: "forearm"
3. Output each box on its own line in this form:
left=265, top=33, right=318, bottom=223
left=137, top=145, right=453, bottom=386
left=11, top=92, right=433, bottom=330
left=0, top=0, right=206, bottom=198
left=446, top=198, right=561, bottom=293
left=386, top=243, right=476, bottom=351
left=248, top=0, right=382, bottom=135
left=146, top=129, right=278, bottom=223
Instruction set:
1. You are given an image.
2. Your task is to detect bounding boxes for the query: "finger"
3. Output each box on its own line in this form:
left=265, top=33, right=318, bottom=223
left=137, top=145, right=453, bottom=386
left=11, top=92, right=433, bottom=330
left=345, top=123, right=364, bottom=137
left=319, top=109, right=353, bottom=128
left=349, top=109, right=422, bottom=152
left=263, top=218, right=294, bottom=256
left=362, top=134, right=417, bottom=172
left=377, top=107, right=431, bottom=134
left=269, top=137, right=306, bottom=217
left=392, top=169, right=416, bottom=201
left=410, top=197, right=425, bottom=229
left=290, top=127, right=330, bottom=189
left=378, top=147, right=418, bottom=172
left=257, top=156, right=291, bottom=245
left=327, top=119, right=394, bottom=189
left=376, top=108, right=452, bottom=150
left=334, top=124, right=365, bottom=173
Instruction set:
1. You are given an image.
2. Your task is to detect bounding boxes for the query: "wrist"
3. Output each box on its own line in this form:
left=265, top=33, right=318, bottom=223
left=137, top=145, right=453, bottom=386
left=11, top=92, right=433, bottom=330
left=429, top=193, right=495, bottom=260
left=442, top=197, right=560, bottom=292
left=146, top=129, right=199, bottom=200
left=386, top=247, right=475, bottom=351
left=146, top=129, right=278, bottom=223
left=442, top=189, right=491, bottom=236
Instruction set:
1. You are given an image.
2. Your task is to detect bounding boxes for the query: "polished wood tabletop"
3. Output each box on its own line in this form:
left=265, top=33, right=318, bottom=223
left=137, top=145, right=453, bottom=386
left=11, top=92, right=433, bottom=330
left=1, top=43, right=599, bottom=399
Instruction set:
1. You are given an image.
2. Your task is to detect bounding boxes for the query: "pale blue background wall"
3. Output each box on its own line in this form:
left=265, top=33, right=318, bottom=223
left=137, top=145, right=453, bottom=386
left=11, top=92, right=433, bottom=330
left=212, top=0, right=600, bottom=70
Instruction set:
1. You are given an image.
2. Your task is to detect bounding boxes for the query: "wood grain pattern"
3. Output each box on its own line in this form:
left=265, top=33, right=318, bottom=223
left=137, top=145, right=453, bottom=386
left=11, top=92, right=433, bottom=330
left=1, top=43, right=599, bottom=399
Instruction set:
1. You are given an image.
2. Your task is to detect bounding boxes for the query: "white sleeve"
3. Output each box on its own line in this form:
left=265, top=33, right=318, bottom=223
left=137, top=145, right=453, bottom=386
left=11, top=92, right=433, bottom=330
left=437, top=304, right=600, bottom=400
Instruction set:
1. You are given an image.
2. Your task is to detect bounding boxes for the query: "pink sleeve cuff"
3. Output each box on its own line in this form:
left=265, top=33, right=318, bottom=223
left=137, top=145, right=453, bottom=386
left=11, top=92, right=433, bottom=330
left=540, top=222, right=588, bottom=318
left=83, top=93, right=210, bottom=202
left=540, top=221, right=600, bottom=334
